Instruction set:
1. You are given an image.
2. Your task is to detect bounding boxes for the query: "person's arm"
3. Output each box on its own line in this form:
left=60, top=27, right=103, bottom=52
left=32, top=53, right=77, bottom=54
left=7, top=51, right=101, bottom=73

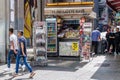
left=20, top=42, right=25, bottom=56
left=109, top=33, right=115, bottom=38
left=106, top=33, right=109, bottom=41
left=98, top=32, right=101, bottom=41
left=10, top=37, right=17, bottom=54
left=106, top=33, right=108, bottom=39
left=11, top=41, right=16, bottom=53
left=110, top=35, right=115, bottom=39
left=91, top=32, right=93, bottom=40
left=113, top=33, right=115, bottom=38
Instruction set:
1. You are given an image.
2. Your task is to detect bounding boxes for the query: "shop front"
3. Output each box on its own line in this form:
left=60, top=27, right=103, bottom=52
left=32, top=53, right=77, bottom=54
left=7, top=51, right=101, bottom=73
left=44, top=5, right=96, bottom=58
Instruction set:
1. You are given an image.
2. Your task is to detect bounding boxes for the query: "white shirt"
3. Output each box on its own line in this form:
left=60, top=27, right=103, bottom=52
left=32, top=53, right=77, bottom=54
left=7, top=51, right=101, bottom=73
left=10, top=34, right=18, bottom=50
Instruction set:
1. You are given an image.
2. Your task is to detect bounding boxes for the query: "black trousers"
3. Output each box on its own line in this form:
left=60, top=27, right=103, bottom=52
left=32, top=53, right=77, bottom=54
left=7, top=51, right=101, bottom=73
left=107, top=41, right=115, bottom=53
left=115, top=41, right=120, bottom=54
left=92, top=41, right=98, bottom=54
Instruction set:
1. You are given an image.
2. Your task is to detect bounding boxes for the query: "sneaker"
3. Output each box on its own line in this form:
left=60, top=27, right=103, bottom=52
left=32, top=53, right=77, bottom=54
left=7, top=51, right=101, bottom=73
left=22, top=65, right=26, bottom=72
left=4, top=68, right=10, bottom=72
left=92, top=53, right=95, bottom=56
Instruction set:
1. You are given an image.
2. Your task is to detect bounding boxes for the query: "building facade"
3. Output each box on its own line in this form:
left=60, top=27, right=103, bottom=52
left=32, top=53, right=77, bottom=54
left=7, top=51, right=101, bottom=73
left=0, top=0, right=9, bottom=62
left=0, top=0, right=45, bottom=62
left=98, top=0, right=115, bottom=31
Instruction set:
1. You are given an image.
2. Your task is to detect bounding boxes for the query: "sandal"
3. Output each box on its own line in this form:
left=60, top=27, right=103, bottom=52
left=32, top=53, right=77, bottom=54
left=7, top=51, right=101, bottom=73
left=29, top=72, right=36, bottom=78
left=13, top=73, right=19, bottom=77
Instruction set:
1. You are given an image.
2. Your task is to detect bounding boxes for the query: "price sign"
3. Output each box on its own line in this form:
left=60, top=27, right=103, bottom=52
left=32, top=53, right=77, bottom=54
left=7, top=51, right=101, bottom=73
left=72, top=42, right=79, bottom=51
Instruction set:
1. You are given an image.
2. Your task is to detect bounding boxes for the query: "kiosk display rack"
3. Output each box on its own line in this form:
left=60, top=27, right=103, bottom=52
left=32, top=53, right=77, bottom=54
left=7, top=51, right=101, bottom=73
left=46, top=18, right=57, bottom=53
left=58, top=19, right=80, bottom=56
left=33, top=21, right=47, bottom=66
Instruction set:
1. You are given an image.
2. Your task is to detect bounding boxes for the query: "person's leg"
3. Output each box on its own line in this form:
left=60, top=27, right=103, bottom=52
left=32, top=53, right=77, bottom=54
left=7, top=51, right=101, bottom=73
left=18, top=53, right=24, bottom=66
left=20, top=58, right=24, bottom=66
left=94, top=41, right=98, bottom=55
left=118, top=42, right=120, bottom=53
left=23, top=57, right=35, bottom=78
left=23, top=56, right=32, bottom=72
left=112, top=42, right=115, bottom=53
left=92, top=41, right=95, bottom=53
left=107, top=42, right=111, bottom=53
left=15, top=54, right=21, bottom=74
left=7, top=50, right=14, bottom=68
left=23, top=56, right=35, bottom=78
left=115, top=42, right=119, bottom=54
left=14, top=50, right=24, bottom=67
left=20, top=57, right=26, bottom=71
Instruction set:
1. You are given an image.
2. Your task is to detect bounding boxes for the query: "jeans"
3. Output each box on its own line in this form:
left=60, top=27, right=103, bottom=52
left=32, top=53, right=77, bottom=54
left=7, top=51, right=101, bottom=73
left=16, top=53, right=32, bottom=73
left=7, top=50, right=23, bottom=68
left=7, top=50, right=16, bottom=68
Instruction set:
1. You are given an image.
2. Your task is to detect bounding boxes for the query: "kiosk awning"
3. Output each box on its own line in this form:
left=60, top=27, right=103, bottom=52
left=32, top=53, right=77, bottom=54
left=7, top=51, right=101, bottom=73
left=106, top=0, right=120, bottom=12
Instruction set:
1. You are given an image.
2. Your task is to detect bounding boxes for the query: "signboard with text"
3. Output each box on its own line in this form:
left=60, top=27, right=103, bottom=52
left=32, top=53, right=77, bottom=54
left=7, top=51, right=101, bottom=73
left=45, top=7, right=93, bottom=15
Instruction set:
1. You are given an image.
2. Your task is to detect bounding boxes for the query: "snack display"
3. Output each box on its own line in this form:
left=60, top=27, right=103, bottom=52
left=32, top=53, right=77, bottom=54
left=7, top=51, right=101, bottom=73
left=57, top=19, right=80, bottom=56
left=65, top=30, right=79, bottom=38
left=57, top=19, right=80, bottom=39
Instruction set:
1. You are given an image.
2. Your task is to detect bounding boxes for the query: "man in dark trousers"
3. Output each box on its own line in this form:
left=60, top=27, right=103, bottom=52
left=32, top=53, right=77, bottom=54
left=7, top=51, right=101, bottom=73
left=106, top=28, right=115, bottom=54
left=115, top=28, right=120, bottom=55
left=91, top=28, right=101, bottom=55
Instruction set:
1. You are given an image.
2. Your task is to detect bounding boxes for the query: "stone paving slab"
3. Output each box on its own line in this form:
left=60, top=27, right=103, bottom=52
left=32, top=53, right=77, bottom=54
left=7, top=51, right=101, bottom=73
left=0, top=55, right=120, bottom=80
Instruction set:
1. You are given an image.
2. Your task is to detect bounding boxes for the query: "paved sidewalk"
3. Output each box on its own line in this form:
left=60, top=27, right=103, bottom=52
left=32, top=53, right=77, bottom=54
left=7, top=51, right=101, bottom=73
left=0, top=55, right=120, bottom=80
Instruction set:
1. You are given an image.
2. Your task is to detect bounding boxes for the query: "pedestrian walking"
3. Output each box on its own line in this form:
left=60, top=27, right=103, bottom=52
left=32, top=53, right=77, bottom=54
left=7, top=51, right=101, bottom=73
left=13, top=31, right=35, bottom=78
left=91, top=28, right=101, bottom=55
left=4, top=28, right=18, bottom=71
left=115, top=28, right=120, bottom=55
left=106, top=28, right=115, bottom=54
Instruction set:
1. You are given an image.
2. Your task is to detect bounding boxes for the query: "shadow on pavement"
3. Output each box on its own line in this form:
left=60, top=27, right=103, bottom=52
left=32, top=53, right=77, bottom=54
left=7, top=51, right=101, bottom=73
left=0, top=71, right=14, bottom=78
left=6, top=71, right=36, bottom=80
left=33, top=60, right=88, bottom=72
left=91, top=55, right=120, bottom=80
left=5, top=77, right=14, bottom=80
left=14, top=78, right=32, bottom=80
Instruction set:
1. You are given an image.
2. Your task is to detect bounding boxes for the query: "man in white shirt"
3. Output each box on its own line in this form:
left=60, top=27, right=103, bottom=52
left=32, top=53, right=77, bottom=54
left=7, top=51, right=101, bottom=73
left=4, top=28, right=19, bottom=71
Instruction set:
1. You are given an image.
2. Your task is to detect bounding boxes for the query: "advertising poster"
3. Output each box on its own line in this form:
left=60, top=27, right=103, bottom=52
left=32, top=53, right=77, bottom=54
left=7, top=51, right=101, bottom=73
left=81, top=22, right=92, bottom=60
left=59, top=42, right=79, bottom=56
